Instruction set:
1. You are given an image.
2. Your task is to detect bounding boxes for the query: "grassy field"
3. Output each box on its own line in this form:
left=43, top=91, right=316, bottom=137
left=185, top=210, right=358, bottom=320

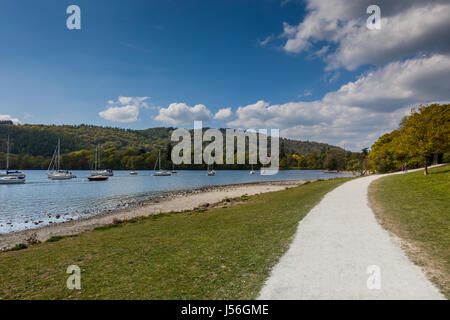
left=369, top=165, right=450, bottom=298
left=0, top=178, right=349, bottom=299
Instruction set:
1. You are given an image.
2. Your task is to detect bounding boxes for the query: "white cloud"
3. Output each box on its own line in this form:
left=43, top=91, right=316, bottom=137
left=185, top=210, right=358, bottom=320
left=281, top=0, right=450, bottom=70
left=0, top=114, right=20, bottom=124
left=155, top=103, right=212, bottom=126
left=227, top=55, right=450, bottom=150
left=99, top=96, right=149, bottom=123
left=214, top=107, right=233, bottom=120
left=323, top=54, right=450, bottom=111
left=118, top=96, right=133, bottom=105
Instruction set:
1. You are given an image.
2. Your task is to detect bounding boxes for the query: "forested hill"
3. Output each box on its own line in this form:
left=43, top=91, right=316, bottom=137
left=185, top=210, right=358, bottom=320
left=0, top=123, right=341, bottom=157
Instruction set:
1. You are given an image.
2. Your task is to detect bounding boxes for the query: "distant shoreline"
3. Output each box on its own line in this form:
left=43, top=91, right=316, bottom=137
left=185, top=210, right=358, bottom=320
left=0, top=179, right=308, bottom=251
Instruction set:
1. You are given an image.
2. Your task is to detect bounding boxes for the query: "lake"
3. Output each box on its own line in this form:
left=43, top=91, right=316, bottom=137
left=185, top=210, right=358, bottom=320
left=0, top=170, right=354, bottom=234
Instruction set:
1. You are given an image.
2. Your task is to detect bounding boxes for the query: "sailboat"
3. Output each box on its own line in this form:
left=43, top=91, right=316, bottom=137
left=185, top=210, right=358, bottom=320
left=171, top=163, right=177, bottom=174
left=90, top=146, right=113, bottom=177
left=129, top=158, right=138, bottom=175
left=249, top=164, right=255, bottom=174
left=0, top=135, right=26, bottom=184
left=207, top=163, right=216, bottom=176
left=88, top=145, right=109, bottom=181
left=153, top=150, right=171, bottom=176
left=47, top=139, right=76, bottom=180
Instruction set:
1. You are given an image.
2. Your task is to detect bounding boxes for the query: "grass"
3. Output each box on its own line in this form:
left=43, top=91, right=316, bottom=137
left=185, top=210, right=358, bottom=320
left=0, top=178, right=350, bottom=299
left=368, top=165, right=450, bottom=298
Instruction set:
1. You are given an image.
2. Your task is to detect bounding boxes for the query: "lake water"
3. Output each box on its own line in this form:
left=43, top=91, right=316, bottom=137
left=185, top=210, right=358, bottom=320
left=0, top=170, right=354, bottom=234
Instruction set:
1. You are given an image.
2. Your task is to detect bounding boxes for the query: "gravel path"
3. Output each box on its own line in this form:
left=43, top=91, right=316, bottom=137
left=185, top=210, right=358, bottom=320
left=258, top=170, right=445, bottom=300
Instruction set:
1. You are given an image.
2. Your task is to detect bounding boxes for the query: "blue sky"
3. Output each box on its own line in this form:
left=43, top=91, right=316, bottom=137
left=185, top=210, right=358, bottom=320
left=1, top=0, right=449, bottom=150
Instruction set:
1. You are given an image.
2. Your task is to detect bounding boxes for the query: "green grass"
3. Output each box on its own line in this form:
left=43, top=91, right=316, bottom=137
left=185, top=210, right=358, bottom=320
left=0, top=178, right=350, bottom=299
left=369, top=165, right=450, bottom=298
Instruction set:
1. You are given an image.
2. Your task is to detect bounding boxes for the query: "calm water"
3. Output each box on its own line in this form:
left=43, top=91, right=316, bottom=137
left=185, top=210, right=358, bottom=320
left=0, top=170, right=354, bottom=234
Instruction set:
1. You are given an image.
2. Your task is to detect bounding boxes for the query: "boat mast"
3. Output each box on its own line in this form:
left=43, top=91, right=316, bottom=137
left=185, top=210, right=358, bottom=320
left=57, top=139, right=61, bottom=171
left=159, top=150, right=161, bottom=170
left=94, top=145, right=98, bottom=171
left=6, top=135, right=9, bottom=170
left=98, top=145, right=101, bottom=170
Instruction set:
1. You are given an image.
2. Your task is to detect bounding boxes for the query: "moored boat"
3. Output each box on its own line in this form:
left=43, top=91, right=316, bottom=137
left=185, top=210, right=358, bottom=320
left=207, top=163, right=216, bottom=176
left=153, top=150, right=171, bottom=176
left=88, top=175, right=109, bottom=181
left=47, top=139, right=76, bottom=180
left=88, top=145, right=109, bottom=181
left=0, top=175, right=25, bottom=184
left=92, top=169, right=114, bottom=176
left=0, top=135, right=26, bottom=182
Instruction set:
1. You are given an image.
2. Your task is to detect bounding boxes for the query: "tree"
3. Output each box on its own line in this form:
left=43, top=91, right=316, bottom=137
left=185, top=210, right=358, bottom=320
left=401, top=104, right=450, bottom=175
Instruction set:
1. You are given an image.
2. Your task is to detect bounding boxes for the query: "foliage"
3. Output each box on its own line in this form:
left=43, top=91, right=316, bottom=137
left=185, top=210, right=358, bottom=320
left=0, top=124, right=356, bottom=170
left=368, top=104, right=450, bottom=173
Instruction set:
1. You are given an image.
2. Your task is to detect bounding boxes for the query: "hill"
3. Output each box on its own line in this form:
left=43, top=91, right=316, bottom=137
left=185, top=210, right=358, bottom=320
left=0, top=123, right=353, bottom=170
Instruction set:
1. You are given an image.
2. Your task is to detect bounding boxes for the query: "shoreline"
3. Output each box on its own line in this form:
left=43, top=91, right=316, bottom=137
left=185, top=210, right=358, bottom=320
left=0, top=180, right=307, bottom=251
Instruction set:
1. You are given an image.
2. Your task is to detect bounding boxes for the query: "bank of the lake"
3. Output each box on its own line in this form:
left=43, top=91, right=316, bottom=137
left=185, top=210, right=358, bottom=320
left=0, top=169, right=355, bottom=235
left=0, top=177, right=350, bottom=299
left=0, top=180, right=305, bottom=250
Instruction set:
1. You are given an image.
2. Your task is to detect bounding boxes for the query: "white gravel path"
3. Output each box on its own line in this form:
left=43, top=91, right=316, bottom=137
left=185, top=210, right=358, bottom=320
left=258, top=170, right=445, bottom=300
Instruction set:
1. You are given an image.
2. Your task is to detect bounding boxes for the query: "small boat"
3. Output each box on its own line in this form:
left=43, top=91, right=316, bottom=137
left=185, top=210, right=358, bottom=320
left=88, top=175, right=109, bottom=181
left=92, top=169, right=114, bottom=176
left=47, top=139, right=76, bottom=180
left=0, top=170, right=26, bottom=178
left=0, top=135, right=26, bottom=183
left=207, top=163, right=216, bottom=176
left=153, top=150, right=171, bottom=176
left=88, top=145, right=109, bottom=181
left=0, top=175, right=25, bottom=184
left=48, top=170, right=77, bottom=180
left=249, top=164, right=255, bottom=174
left=129, top=158, right=138, bottom=175
left=171, top=164, right=177, bottom=174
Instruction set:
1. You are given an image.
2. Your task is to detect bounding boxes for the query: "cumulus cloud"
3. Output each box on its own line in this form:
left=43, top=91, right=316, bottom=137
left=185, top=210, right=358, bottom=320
left=0, top=114, right=20, bottom=124
left=281, top=0, right=450, bottom=70
left=214, top=108, right=234, bottom=120
left=99, top=96, right=149, bottom=123
left=155, top=103, right=212, bottom=126
left=227, top=55, right=450, bottom=150
left=323, top=54, right=450, bottom=111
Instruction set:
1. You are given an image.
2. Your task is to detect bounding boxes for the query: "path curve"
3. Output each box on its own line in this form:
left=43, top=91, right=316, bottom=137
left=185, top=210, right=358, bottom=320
left=258, top=169, right=444, bottom=300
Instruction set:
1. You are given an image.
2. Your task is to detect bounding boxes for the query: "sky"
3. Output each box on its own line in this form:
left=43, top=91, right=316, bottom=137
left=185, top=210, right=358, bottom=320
left=0, top=0, right=449, bottom=151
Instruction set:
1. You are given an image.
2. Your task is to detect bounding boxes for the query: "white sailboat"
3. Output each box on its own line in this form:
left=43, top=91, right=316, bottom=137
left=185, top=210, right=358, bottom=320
left=47, top=139, right=76, bottom=180
left=129, top=158, right=138, bottom=175
left=89, top=145, right=113, bottom=176
left=0, top=135, right=26, bottom=184
left=88, top=145, right=109, bottom=181
left=249, top=164, right=255, bottom=174
left=153, top=150, right=171, bottom=176
left=207, top=163, right=216, bottom=176
left=94, top=168, right=114, bottom=176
